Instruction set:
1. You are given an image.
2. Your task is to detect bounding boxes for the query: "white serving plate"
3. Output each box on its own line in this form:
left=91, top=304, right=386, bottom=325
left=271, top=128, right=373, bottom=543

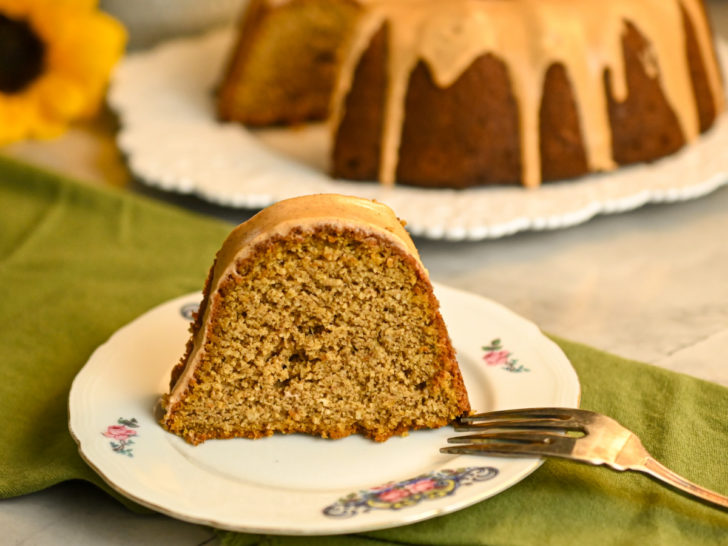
left=69, top=283, right=580, bottom=535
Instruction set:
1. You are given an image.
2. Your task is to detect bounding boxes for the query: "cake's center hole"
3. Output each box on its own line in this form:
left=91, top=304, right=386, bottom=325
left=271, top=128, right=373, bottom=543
left=0, top=14, right=45, bottom=94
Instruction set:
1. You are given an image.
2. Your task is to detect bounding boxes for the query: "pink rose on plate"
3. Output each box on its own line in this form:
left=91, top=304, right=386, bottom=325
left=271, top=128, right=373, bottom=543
left=103, top=425, right=137, bottom=441
left=406, top=478, right=436, bottom=494
left=483, top=349, right=509, bottom=366
left=378, top=488, right=411, bottom=503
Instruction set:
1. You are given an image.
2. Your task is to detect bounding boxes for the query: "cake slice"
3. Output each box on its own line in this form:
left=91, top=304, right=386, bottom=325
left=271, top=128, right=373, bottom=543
left=160, top=194, right=470, bottom=444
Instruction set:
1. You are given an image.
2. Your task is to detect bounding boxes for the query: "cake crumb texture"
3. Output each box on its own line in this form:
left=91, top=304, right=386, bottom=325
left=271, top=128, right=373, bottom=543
left=162, top=226, right=469, bottom=444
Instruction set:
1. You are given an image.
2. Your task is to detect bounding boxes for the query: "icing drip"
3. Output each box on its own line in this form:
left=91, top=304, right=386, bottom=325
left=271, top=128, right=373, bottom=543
left=332, top=0, right=724, bottom=188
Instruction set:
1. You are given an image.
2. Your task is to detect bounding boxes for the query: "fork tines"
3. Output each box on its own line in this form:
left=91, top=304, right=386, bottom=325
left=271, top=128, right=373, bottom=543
left=441, top=407, right=588, bottom=458
left=455, top=407, right=590, bottom=432
left=440, top=407, right=728, bottom=509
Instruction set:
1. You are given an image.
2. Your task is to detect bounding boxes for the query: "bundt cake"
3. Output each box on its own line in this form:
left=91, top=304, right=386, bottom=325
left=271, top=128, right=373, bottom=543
left=217, top=0, right=360, bottom=125
left=160, top=194, right=470, bottom=445
left=218, top=0, right=724, bottom=189
left=331, top=0, right=725, bottom=188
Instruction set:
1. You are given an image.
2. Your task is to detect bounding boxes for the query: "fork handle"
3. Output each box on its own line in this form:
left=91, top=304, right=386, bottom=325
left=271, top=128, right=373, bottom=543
left=637, top=457, right=728, bottom=509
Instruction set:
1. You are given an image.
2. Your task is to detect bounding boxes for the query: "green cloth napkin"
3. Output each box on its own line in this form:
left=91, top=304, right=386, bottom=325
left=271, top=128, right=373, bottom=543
left=0, top=155, right=726, bottom=545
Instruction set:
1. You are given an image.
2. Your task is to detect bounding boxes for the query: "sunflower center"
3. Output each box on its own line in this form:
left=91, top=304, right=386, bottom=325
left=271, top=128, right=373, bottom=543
left=0, top=14, right=46, bottom=94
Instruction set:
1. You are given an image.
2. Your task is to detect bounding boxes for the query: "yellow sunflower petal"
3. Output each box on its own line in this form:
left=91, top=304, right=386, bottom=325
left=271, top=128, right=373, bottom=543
left=0, top=0, right=99, bottom=13
left=28, top=116, right=66, bottom=140
left=11, top=92, right=66, bottom=140
left=32, top=73, right=86, bottom=120
left=0, top=0, right=30, bottom=17
left=0, top=0, right=17, bottom=11
left=0, top=0, right=91, bottom=18
left=0, top=97, right=32, bottom=144
left=32, top=7, right=126, bottom=116
left=0, top=0, right=126, bottom=143
left=51, top=0, right=99, bottom=10
left=41, top=11, right=126, bottom=73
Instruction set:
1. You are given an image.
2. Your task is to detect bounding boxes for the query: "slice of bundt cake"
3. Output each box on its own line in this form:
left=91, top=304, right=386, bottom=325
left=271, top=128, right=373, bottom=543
left=160, top=194, right=470, bottom=445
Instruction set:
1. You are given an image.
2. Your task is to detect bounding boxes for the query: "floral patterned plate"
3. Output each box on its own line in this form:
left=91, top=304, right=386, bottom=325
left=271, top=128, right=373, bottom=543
left=68, top=283, right=580, bottom=535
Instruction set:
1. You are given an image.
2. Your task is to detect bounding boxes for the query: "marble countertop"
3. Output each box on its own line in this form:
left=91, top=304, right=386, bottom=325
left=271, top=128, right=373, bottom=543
left=3, top=2, right=728, bottom=544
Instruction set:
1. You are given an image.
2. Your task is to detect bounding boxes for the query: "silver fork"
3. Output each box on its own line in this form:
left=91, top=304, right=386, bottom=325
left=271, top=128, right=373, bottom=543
left=441, top=407, right=728, bottom=509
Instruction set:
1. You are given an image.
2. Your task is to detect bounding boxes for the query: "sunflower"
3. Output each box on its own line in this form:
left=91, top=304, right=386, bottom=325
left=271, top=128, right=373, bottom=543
left=0, top=0, right=126, bottom=144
